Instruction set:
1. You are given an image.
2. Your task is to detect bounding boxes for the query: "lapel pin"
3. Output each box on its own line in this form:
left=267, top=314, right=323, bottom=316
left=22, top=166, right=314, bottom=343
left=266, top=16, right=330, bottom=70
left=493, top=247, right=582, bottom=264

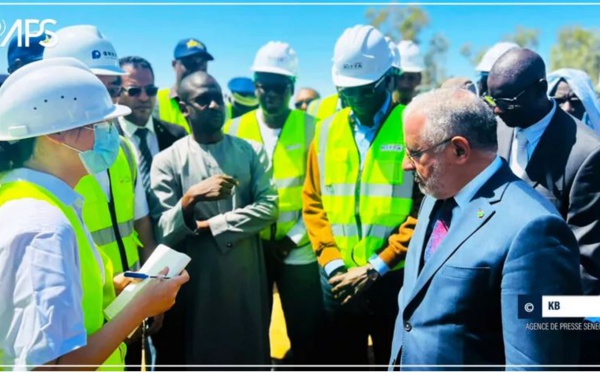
left=477, top=209, right=485, bottom=219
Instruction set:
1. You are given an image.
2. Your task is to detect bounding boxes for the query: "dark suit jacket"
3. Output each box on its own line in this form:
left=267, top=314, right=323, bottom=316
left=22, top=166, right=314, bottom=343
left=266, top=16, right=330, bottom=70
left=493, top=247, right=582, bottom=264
left=116, top=116, right=187, bottom=154
left=497, top=108, right=600, bottom=295
left=390, top=161, right=582, bottom=368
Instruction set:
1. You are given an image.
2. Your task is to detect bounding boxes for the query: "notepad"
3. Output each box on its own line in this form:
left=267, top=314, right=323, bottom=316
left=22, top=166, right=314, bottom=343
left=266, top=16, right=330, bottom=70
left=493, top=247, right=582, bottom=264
left=104, top=244, right=191, bottom=321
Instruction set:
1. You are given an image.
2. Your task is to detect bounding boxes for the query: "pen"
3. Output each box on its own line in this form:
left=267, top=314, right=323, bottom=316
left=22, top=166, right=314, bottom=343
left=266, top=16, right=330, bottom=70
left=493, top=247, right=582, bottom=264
left=123, top=271, right=171, bottom=280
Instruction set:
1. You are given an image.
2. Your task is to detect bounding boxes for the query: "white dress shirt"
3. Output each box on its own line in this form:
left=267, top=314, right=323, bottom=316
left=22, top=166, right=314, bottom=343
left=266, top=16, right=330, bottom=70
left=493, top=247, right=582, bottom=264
left=117, top=116, right=161, bottom=161
left=0, top=168, right=104, bottom=368
left=509, top=100, right=556, bottom=173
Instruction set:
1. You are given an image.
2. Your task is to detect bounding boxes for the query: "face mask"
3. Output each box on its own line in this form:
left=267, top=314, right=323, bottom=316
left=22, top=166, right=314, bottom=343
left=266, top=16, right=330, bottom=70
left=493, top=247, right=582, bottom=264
left=62, top=122, right=120, bottom=174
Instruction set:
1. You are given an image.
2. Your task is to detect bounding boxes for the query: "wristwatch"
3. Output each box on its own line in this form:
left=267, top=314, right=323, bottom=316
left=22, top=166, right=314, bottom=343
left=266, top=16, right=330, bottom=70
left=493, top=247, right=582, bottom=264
left=366, top=264, right=381, bottom=282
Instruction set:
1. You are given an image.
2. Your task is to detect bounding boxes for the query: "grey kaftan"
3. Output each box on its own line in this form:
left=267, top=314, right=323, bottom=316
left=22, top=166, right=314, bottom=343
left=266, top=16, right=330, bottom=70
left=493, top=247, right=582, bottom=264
left=149, top=134, right=278, bottom=365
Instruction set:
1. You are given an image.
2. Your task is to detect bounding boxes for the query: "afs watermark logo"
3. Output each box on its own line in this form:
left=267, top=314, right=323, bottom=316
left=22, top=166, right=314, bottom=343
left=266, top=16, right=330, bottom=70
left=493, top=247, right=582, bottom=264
left=0, top=19, right=58, bottom=48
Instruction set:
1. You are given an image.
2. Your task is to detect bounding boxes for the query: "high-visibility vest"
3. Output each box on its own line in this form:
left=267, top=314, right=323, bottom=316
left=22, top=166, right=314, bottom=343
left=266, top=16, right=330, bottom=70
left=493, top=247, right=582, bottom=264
left=224, top=109, right=314, bottom=243
left=75, top=137, right=142, bottom=274
left=315, top=105, right=414, bottom=270
left=0, top=179, right=125, bottom=370
left=157, top=87, right=191, bottom=133
left=307, top=94, right=340, bottom=121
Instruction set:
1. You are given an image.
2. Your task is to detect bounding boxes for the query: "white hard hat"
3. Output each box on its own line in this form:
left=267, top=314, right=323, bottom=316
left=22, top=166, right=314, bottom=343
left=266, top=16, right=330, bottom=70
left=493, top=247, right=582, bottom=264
left=0, top=57, right=131, bottom=141
left=398, top=40, right=424, bottom=73
left=44, top=25, right=126, bottom=76
left=251, top=41, right=298, bottom=77
left=476, top=41, right=519, bottom=73
left=385, top=37, right=402, bottom=70
left=332, top=25, right=393, bottom=88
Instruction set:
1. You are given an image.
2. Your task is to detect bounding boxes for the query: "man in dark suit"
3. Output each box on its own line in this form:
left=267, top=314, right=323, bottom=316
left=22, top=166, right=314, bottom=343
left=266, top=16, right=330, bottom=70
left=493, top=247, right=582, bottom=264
left=486, top=48, right=600, bottom=297
left=116, top=56, right=187, bottom=368
left=486, top=48, right=600, bottom=365
left=389, top=88, right=582, bottom=369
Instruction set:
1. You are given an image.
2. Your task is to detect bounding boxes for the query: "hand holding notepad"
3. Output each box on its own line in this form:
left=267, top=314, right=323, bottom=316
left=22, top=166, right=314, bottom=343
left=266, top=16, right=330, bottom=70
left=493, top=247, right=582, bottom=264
left=104, top=244, right=191, bottom=321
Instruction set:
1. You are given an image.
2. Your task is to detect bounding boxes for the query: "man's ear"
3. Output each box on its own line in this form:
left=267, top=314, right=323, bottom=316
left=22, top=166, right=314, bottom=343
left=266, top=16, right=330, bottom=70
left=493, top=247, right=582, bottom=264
left=178, top=100, right=189, bottom=118
left=171, top=59, right=178, bottom=70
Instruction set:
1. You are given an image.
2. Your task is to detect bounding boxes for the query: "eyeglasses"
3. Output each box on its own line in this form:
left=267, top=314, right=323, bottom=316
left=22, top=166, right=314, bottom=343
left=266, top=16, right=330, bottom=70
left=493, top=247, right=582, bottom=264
left=551, top=95, right=582, bottom=106
left=337, top=74, right=387, bottom=101
left=406, top=138, right=452, bottom=164
left=255, top=82, right=291, bottom=95
left=483, top=78, right=545, bottom=111
left=190, top=92, right=224, bottom=109
left=122, top=85, right=159, bottom=98
left=294, top=99, right=316, bottom=109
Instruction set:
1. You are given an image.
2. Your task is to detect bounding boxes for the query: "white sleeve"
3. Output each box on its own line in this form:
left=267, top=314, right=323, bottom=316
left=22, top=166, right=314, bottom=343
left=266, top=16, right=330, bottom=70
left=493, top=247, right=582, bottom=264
left=134, top=172, right=149, bottom=220
left=0, top=200, right=87, bottom=369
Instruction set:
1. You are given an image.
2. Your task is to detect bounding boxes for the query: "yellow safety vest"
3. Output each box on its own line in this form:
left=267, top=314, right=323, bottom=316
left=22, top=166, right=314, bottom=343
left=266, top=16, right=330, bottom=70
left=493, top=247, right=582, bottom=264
left=307, top=94, right=340, bottom=122
left=224, top=110, right=314, bottom=243
left=0, top=180, right=124, bottom=370
left=75, top=137, right=142, bottom=274
left=157, top=87, right=191, bottom=133
left=315, top=105, right=414, bottom=270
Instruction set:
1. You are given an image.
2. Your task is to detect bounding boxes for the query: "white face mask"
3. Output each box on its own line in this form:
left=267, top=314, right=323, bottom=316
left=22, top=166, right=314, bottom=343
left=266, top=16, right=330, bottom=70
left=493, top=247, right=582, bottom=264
left=60, top=122, right=120, bottom=174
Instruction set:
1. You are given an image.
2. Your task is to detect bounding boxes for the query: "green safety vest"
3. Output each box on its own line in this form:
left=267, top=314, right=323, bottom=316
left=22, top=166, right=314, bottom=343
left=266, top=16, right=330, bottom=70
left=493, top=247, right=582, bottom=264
left=0, top=179, right=125, bottom=370
left=315, top=105, right=414, bottom=270
left=224, top=109, right=314, bottom=243
left=307, top=94, right=340, bottom=122
left=157, top=87, right=191, bottom=133
left=75, top=137, right=142, bottom=274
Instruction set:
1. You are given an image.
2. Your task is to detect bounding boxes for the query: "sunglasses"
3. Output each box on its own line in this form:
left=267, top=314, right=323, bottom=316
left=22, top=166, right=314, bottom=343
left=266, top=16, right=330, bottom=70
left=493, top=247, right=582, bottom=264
left=337, top=74, right=387, bottom=100
left=483, top=78, right=545, bottom=111
left=107, top=86, right=123, bottom=98
left=122, top=85, right=159, bottom=98
left=254, top=82, right=291, bottom=95
left=191, top=92, right=224, bottom=108
left=180, top=56, right=208, bottom=71
left=551, top=95, right=582, bottom=106
left=294, top=99, right=316, bottom=109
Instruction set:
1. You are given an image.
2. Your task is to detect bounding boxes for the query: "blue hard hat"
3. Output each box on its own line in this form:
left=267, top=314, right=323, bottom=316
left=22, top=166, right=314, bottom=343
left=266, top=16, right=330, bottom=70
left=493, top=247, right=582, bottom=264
left=228, top=77, right=255, bottom=95
left=173, top=38, right=214, bottom=60
left=7, top=33, right=50, bottom=73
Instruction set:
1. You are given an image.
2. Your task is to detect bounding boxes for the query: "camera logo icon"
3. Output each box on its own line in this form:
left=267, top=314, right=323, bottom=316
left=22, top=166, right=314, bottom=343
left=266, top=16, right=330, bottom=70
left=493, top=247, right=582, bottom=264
left=524, top=302, right=535, bottom=313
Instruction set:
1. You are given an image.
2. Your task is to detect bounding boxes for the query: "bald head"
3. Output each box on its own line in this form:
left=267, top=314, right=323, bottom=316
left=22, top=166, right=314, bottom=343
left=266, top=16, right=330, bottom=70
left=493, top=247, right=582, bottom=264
left=488, top=48, right=546, bottom=96
left=486, top=48, right=552, bottom=128
left=178, top=70, right=221, bottom=102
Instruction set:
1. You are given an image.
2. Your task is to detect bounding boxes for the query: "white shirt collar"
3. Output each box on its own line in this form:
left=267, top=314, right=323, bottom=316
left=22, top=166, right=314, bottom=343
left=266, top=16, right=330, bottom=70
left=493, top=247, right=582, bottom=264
left=453, top=156, right=503, bottom=210
left=118, top=116, right=156, bottom=138
left=1, top=168, right=83, bottom=210
left=516, top=100, right=556, bottom=145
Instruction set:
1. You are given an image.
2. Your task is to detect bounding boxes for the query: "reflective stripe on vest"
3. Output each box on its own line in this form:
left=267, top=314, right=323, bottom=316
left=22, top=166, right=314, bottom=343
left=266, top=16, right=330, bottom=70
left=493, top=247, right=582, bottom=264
left=225, top=109, right=315, bottom=243
left=307, top=94, right=339, bottom=121
left=315, top=105, right=414, bottom=270
left=0, top=180, right=124, bottom=369
left=157, top=87, right=191, bottom=134
left=75, top=137, right=140, bottom=274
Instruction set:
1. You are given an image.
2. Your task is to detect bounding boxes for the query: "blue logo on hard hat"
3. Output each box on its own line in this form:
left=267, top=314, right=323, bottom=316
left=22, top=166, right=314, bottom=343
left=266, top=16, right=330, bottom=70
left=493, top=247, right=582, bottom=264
left=91, top=50, right=101, bottom=59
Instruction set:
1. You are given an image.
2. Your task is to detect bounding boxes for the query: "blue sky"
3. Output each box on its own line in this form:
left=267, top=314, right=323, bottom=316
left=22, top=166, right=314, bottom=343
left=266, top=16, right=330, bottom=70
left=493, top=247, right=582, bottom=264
left=1, top=1, right=600, bottom=98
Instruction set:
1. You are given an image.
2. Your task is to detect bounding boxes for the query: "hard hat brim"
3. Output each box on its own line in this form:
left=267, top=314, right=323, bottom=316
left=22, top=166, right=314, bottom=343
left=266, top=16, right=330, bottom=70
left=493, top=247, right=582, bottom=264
left=401, top=66, right=424, bottom=73
left=251, top=66, right=296, bottom=77
left=0, top=104, right=131, bottom=141
left=332, top=71, right=387, bottom=88
left=105, top=103, right=132, bottom=121
left=90, top=65, right=128, bottom=76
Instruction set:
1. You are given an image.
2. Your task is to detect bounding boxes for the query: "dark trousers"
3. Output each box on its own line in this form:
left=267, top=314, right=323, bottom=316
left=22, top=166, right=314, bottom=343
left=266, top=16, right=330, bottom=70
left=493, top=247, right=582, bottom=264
left=265, top=250, right=327, bottom=365
left=320, top=268, right=404, bottom=367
